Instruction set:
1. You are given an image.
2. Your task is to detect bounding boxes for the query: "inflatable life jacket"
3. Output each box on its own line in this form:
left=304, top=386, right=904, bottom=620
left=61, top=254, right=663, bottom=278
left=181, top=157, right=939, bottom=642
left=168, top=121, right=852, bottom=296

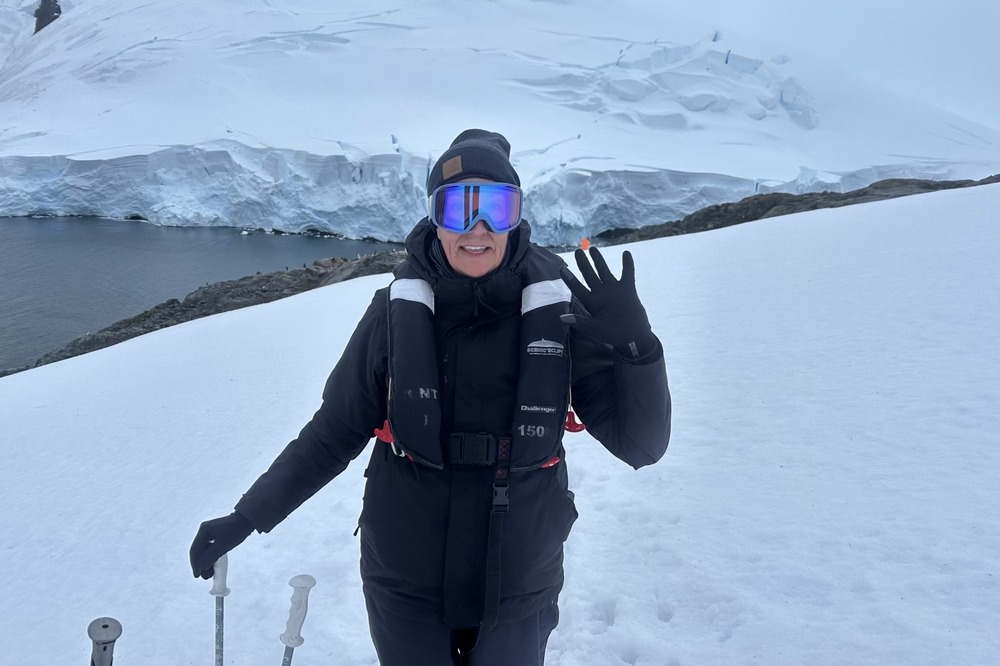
left=385, top=247, right=572, bottom=470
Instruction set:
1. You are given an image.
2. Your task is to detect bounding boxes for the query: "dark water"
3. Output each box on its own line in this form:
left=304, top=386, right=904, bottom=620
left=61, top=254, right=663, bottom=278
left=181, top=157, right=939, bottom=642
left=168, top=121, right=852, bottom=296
left=0, top=217, right=401, bottom=371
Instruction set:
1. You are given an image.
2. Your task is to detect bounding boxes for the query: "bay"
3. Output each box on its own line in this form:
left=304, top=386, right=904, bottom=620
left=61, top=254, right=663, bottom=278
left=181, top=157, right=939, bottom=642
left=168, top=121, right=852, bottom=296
left=0, top=217, right=401, bottom=371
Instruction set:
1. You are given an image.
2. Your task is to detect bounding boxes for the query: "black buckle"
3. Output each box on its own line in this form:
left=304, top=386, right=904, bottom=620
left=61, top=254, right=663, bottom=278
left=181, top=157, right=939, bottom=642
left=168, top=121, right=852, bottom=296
left=447, top=433, right=496, bottom=465
left=492, top=486, right=509, bottom=512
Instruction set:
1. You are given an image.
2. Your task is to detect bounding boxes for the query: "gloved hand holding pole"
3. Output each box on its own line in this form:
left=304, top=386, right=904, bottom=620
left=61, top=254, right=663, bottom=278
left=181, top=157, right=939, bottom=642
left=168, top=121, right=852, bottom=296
left=190, top=512, right=254, bottom=580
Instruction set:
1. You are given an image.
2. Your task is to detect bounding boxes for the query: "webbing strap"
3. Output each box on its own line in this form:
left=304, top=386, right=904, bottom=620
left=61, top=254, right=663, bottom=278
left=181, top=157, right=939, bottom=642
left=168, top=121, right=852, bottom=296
left=481, top=437, right=511, bottom=629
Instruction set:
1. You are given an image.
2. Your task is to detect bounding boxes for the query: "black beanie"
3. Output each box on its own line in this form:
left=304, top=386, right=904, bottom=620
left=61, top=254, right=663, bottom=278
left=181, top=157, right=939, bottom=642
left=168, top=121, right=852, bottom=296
left=426, top=129, right=521, bottom=193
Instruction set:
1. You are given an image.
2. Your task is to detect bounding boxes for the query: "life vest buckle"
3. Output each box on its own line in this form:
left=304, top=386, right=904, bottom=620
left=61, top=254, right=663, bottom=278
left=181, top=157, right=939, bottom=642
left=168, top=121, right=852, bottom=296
left=492, top=485, right=510, bottom=512
left=446, top=432, right=497, bottom=466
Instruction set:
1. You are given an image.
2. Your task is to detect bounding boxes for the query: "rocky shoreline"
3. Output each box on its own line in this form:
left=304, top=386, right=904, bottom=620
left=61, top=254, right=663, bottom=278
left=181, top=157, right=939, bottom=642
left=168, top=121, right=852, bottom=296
left=3, top=174, right=996, bottom=378
left=0, top=251, right=408, bottom=377
left=595, top=174, right=1000, bottom=243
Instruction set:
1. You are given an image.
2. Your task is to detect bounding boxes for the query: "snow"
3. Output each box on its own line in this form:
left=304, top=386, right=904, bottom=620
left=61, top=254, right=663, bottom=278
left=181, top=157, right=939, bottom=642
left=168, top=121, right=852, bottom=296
left=1, top=0, right=999, bottom=661
left=2, top=184, right=998, bottom=664
left=1, top=0, right=999, bottom=245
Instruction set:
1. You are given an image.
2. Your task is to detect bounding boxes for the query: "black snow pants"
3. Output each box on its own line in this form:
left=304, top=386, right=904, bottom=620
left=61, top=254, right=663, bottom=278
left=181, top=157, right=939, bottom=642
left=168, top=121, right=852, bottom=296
left=365, top=594, right=559, bottom=666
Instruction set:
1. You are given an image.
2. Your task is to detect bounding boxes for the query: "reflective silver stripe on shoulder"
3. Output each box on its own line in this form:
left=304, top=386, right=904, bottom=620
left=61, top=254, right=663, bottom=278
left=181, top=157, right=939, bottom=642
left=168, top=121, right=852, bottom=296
left=390, top=279, right=434, bottom=313
left=522, top=279, right=571, bottom=314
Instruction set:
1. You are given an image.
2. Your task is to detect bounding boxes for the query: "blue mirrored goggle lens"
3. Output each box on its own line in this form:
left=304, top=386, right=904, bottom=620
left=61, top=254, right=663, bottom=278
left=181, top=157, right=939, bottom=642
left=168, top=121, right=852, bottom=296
left=429, top=184, right=522, bottom=233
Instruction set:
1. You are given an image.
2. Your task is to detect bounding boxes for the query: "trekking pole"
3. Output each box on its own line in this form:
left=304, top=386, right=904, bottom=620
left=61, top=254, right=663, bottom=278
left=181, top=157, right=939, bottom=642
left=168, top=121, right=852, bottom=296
left=210, top=553, right=231, bottom=666
left=87, top=617, right=122, bottom=666
left=279, top=574, right=316, bottom=666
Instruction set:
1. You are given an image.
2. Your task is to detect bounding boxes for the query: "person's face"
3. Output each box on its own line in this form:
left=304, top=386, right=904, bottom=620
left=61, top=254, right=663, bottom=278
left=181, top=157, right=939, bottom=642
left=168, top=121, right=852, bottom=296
left=435, top=178, right=511, bottom=278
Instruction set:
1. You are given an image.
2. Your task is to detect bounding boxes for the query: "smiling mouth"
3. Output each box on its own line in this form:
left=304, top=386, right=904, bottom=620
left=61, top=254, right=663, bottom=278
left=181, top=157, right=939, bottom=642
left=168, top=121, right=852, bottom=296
left=461, top=245, right=490, bottom=254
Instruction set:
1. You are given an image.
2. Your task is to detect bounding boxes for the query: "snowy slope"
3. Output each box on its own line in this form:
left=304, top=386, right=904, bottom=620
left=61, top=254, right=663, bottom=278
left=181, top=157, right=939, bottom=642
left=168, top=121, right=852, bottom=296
left=1, top=0, right=998, bottom=244
left=1, top=185, right=997, bottom=665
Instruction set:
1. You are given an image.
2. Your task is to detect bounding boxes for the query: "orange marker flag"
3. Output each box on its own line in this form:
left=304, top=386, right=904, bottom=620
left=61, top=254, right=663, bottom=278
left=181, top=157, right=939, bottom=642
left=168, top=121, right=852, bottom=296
left=581, top=237, right=591, bottom=250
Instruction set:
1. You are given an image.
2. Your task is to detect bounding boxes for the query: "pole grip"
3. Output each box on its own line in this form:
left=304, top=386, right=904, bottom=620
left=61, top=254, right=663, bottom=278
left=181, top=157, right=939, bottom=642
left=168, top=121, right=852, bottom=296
left=279, top=574, right=316, bottom=648
left=88, top=617, right=122, bottom=666
left=210, top=553, right=230, bottom=597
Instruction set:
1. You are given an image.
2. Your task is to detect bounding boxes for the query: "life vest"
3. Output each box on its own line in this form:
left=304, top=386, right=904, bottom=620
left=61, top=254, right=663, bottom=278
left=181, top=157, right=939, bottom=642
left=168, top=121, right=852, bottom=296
left=386, top=247, right=572, bottom=470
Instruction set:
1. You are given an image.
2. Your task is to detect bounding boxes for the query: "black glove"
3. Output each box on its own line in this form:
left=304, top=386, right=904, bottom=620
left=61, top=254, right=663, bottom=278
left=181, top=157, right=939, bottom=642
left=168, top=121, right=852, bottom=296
left=559, top=247, right=657, bottom=360
left=189, top=511, right=254, bottom=580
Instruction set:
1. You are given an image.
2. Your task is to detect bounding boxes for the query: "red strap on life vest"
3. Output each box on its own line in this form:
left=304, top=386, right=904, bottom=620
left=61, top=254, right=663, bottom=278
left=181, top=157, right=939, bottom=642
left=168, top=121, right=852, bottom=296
left=375, top=420, right=415, bottom=461
left=374, top=420, right=394, bottom=443
left=564, top=411, right=586, bottom=432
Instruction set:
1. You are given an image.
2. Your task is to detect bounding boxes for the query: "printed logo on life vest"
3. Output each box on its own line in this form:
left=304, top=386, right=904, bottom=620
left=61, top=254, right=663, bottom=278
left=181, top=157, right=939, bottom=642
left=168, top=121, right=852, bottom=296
left=405, top=388, right=439, bottom=399
left=527, top=339, right=564, bottom=357
left=520, top=404, right=558, bottom=414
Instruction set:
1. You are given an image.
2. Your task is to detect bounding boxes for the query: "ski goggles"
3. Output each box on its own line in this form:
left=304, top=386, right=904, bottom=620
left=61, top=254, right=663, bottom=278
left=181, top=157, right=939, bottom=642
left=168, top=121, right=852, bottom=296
left=428, top=183, right=523, bottom=234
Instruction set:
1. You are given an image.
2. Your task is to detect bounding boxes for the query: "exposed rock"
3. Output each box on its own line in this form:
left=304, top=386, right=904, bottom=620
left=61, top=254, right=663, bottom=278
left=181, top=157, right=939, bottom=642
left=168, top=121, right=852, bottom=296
left=597, top=174, right=1000, bottom=243
left=33, top=0, right=61, bottom=33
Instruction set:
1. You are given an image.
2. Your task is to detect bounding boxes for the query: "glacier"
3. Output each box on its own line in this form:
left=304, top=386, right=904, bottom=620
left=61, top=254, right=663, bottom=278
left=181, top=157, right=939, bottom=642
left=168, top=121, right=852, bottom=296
left=1, top=0, right=998, bottom=246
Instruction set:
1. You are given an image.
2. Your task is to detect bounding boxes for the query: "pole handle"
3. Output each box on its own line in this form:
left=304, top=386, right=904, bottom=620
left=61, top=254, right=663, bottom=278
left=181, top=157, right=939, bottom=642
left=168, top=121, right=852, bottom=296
left=210, top=553, right=230, bottom=597
left=88, top=617, right=122, bottom=666
left=279, top=574, right=316, bottom=648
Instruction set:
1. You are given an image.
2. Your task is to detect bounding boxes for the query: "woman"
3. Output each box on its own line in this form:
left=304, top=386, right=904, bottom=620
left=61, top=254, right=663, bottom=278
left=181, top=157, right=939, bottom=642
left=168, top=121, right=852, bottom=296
left=190, top=129, right=671, bottom=665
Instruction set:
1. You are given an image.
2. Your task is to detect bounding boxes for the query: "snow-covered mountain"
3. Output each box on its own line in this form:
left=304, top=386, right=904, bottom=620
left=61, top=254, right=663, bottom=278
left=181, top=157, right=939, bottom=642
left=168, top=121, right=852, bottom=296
left=1, top=0, right=998, bottom=245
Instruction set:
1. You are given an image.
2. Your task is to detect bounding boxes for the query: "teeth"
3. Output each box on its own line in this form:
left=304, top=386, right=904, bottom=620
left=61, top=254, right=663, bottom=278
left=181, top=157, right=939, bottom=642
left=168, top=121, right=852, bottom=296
left=463, top=246, right=487, bottom=251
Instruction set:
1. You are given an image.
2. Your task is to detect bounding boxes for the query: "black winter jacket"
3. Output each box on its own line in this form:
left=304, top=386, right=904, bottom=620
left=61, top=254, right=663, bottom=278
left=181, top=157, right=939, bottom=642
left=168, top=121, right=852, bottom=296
left=235, top=220, right=671, bottom=626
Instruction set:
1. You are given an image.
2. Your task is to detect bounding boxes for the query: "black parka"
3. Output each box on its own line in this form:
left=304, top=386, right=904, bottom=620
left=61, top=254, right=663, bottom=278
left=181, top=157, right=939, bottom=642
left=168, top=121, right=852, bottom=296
left=235, top=220, right=671, bottom=627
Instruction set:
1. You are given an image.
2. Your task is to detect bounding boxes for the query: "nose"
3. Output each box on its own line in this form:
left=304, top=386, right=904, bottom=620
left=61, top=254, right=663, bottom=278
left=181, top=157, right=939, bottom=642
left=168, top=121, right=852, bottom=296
left=466, top=219, right=490, bottom=235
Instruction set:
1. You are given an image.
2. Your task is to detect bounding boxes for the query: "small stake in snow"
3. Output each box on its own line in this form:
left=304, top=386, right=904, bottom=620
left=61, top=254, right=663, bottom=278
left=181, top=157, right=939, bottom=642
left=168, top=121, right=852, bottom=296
left=87, top=617, right=122, bottom=666
left=279, top=574, right=317, bottom=666
left=210, top=553, right=231, bottom=666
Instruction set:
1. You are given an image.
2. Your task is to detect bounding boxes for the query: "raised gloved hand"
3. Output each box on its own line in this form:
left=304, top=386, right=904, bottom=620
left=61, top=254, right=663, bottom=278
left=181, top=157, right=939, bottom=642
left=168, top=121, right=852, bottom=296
left=189, top=511, right=254, bottom=580
left=559, top=247, right=657, bottom=360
